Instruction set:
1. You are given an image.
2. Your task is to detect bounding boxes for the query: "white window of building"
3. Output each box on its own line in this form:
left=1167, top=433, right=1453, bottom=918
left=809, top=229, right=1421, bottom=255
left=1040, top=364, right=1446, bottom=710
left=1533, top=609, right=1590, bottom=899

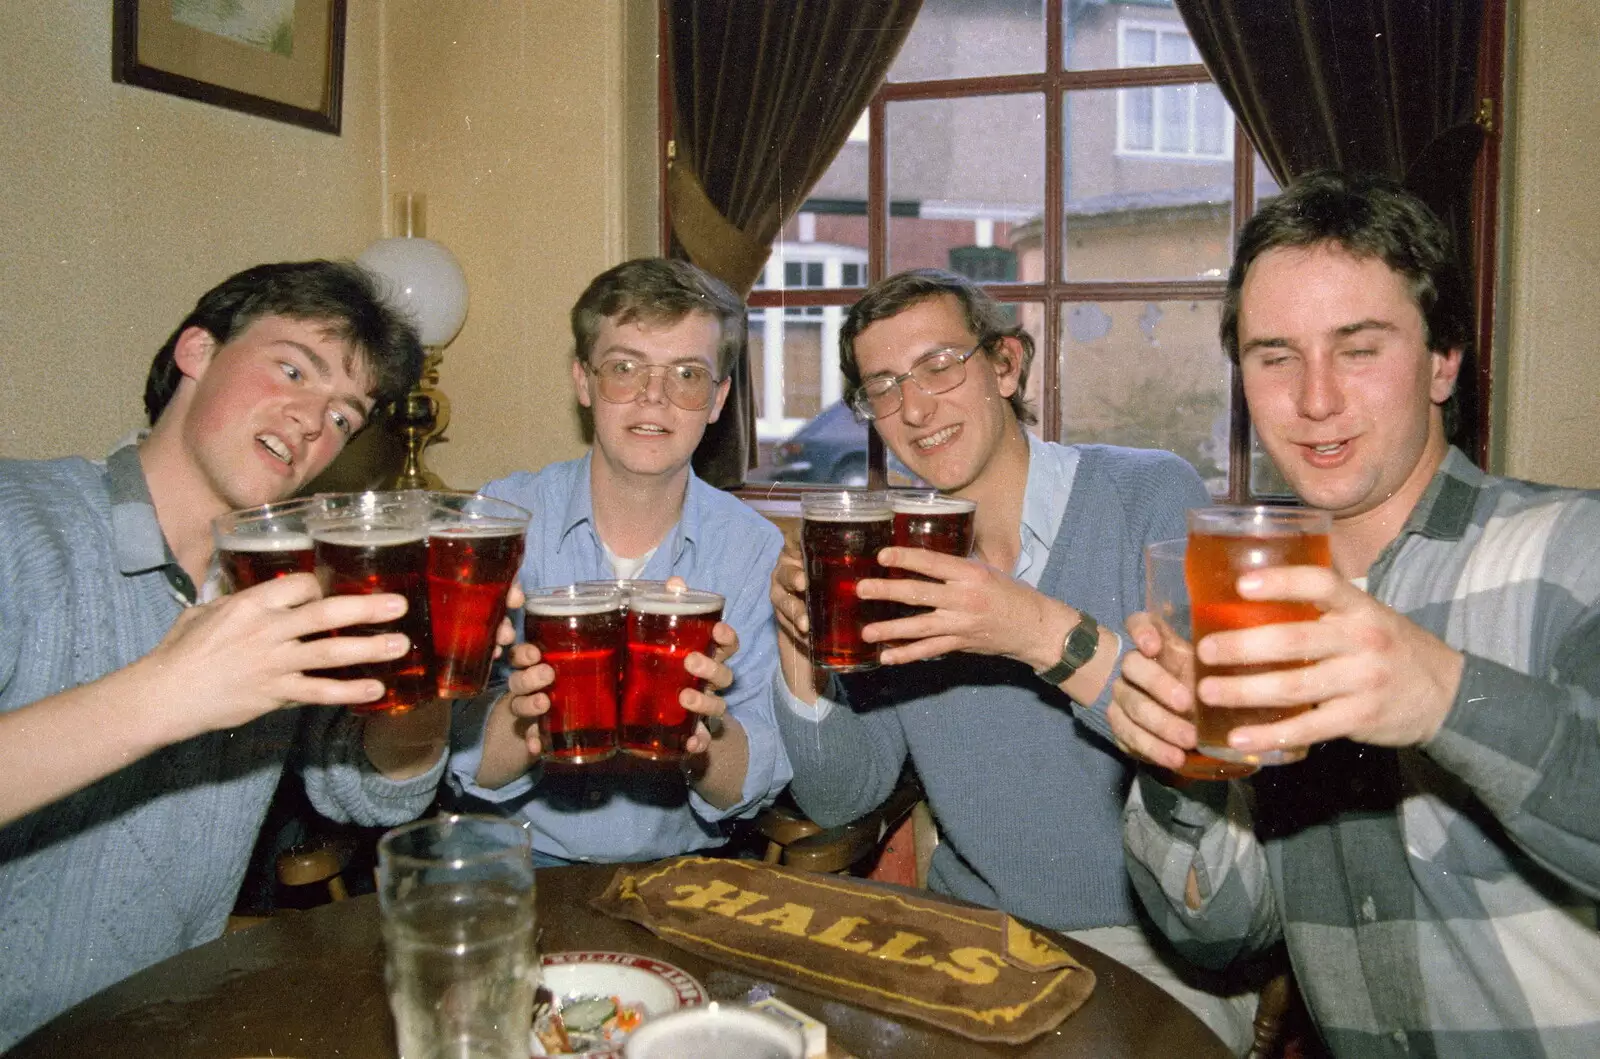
left=1117, top=21, right=1232, bottom=160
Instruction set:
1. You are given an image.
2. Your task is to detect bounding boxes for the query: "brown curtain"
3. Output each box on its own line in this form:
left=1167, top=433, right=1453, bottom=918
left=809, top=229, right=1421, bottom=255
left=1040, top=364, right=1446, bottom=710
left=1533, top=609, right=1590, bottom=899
left=667, top=0, right=922, bottom=487
left=1174, top=0, right=1487, bottom=454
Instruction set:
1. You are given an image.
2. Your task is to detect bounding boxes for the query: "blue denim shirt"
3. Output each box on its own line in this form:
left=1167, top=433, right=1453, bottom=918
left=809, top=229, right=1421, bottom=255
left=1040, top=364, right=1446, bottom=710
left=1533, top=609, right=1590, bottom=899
left=445, top=453, right=791, bottom=861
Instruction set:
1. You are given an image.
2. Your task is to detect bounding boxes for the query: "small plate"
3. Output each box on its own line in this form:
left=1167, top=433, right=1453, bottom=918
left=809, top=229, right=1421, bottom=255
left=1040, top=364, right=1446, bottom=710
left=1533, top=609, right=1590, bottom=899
left=532, top=951, right=707, bottom=1057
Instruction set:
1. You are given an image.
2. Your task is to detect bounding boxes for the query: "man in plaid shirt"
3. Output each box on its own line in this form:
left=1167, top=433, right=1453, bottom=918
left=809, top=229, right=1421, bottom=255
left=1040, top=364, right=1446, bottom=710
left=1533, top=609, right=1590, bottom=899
left=1111, top=171, right=1600, bottom=1057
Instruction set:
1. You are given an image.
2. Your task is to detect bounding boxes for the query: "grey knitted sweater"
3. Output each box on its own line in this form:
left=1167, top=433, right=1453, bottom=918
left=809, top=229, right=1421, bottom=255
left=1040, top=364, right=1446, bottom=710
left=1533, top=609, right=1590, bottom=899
left=773, top=444, right=1208, bottom=932
left=0, top=449, right=443, bottom=1048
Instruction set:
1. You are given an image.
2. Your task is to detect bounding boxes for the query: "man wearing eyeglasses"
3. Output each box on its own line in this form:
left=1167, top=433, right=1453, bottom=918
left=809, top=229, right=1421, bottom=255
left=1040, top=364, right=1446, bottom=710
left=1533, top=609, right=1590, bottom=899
left=767, top=269, right=1257, bottom=1052
left=442, top=258, right=790, bottom=866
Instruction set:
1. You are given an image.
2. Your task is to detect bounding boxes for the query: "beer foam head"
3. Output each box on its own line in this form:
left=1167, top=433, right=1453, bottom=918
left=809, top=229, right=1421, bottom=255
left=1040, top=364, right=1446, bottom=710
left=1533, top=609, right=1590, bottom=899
left=801, top=490, right=891, bottom=521
left=217, top=531, right=313, bottom=553
left=428, top=520, right=525, bottom=539
left=525, top=588, right=624, bottom=617
left=890, top=493, right=975, bottom=515
left=629, top=589, right=723, bottom=616
left=310, top=525, right=425, bottom=547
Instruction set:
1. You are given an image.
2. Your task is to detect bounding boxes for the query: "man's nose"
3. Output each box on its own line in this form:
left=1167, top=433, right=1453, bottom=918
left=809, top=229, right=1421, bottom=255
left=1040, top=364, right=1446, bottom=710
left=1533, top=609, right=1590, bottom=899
left=898, top=378, right=936, bottom=425
left=636, top=366, right=670, bottom=404
left=1297, top=357, right=1344, bottom=420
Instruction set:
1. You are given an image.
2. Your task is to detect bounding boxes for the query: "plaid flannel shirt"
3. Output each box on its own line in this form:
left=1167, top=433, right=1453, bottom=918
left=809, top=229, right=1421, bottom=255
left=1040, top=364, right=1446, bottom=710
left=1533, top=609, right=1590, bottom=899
left=1124, top=447, right=1600, bottom=1058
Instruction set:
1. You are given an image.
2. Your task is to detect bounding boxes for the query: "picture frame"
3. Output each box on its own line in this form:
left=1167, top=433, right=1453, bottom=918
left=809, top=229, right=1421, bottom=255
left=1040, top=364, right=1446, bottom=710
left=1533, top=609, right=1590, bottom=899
left=112, top=0, right=347, bottom=135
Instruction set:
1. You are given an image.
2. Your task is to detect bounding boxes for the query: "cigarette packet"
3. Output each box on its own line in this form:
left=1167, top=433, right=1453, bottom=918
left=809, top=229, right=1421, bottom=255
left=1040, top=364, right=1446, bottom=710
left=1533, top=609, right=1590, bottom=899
left=749, top=995, right=827, bottom=1058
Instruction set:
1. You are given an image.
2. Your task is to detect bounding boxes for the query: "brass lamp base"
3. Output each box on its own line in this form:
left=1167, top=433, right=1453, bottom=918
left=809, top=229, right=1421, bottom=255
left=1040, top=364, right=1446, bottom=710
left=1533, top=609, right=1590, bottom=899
left=387, top=348, right=451, bottom=491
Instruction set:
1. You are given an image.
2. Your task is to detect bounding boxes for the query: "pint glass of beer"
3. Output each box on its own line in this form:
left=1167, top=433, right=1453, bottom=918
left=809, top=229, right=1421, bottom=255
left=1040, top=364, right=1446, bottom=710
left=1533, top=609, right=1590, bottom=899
left=1145, top=538, right=1257, bottom=781
left=886, top=490, right=976, bottom=621
left=801, top=491, right=892, bottom=672
left=307, top=491, right=435, bottom=715
left=212, top=497, right=319, bottom=592
left=524, top=584, right=626, bottom=764
left=1185, top=506, right=1332, bottom=765
left=619, top=586, right=723, bottom=761
left=426, top=493, right=531, bottom=699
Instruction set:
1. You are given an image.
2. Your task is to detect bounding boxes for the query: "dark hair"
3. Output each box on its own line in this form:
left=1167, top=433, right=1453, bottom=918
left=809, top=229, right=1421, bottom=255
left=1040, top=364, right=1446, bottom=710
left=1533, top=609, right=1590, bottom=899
left=143, top=260, right=426, bottom=425
left=839, top=268, right=1037, bottom=425
left=1222, top=170, right=1472, bottom=434
left=570, top=258, right=745, bottom=378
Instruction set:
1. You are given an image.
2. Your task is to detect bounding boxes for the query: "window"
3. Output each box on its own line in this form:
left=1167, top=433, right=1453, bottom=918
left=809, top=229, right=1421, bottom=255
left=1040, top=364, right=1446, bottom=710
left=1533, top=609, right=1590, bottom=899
left=1117, top=22, right=1232, bottom=160
left=673, top=0, right=1500, bottom=496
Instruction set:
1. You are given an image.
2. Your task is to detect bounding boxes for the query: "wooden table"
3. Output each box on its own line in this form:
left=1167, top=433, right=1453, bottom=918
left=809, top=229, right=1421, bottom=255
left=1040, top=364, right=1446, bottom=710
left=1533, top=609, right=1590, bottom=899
left=9, top=863, right=1229, bottom=1058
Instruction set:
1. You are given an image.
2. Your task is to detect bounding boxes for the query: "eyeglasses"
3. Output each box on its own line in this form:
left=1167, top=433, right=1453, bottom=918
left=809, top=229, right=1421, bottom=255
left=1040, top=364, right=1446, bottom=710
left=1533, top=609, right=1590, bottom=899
left=586, top=358, right=721, bottom=411
left=849, top=343, right=984, bottom=421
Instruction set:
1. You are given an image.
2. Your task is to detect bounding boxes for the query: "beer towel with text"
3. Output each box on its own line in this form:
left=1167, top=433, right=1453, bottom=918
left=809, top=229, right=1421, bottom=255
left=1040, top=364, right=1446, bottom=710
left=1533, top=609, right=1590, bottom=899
left=590, top=857, right=1094, bottom=1044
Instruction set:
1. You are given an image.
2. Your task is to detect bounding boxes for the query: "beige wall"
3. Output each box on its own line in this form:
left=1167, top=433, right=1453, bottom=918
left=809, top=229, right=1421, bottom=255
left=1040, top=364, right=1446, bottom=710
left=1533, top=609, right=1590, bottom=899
left=0, top=0, right=386, bottom=461
left=1500, top=0, right=1600, bottom=488
left=0, top=0, right=658, bottom=492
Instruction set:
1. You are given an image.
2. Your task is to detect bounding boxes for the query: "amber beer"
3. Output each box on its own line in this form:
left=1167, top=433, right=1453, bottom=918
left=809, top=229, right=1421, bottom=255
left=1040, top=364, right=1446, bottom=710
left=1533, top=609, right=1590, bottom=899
left=212, top=498, right=317, bottom=592
left=309, top=493, right=434, bottom=715
left=619, top=587, right=723, bottom=761
left=1144, top=538, right=1257, bottom=781
left=1185, top=506, right=1333, bottom=765
left=886, top=491, right=976, bottom=621
left=524, top=585, right=626, bottom=764
left=426, top=494, right=531, bottom=698
left=801, top=492, right=892, bottom=672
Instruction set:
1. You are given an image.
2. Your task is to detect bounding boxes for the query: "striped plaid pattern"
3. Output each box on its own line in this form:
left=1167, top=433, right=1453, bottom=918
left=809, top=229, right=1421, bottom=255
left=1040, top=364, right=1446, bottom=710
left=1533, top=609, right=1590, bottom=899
left=1124, top=447, right=1600, bottom=1058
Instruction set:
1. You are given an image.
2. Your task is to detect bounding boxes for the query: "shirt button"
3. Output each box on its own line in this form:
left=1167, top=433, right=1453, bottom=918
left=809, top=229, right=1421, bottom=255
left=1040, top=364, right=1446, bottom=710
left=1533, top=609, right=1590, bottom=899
left=1361, top=896, right=1378, bottom=922
left=1391, top=1030, right=1408, bottom=1048
left=587, top=790, right=604, bottom=804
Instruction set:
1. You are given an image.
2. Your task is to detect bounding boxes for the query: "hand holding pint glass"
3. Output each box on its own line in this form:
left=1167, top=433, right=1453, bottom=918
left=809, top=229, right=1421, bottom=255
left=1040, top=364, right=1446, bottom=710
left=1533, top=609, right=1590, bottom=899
left=1186, top=505, right=1332, bottom=765
left=880, top=490, right=977, bottom=627
left=801, top=491, right=891, bottom=672
left=523, top=583, right=627, bottom=764
left=619, top=586, right=723, bottom=761
left=307, top=491, right=435, bottom=715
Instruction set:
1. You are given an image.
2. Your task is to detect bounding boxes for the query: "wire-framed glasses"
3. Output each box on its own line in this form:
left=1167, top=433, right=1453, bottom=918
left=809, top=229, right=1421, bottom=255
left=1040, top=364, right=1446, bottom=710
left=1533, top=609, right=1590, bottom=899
left=849, top=343, right=984, bottom=421
left=586, top=358, right=720, bottom=411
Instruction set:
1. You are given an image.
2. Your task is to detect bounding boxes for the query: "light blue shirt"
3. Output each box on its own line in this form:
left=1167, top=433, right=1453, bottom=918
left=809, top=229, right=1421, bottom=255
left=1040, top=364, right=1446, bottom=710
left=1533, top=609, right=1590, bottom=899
left=445, top=453, right=792, bottom=862
left=785, top=432, right=1082, bottom=721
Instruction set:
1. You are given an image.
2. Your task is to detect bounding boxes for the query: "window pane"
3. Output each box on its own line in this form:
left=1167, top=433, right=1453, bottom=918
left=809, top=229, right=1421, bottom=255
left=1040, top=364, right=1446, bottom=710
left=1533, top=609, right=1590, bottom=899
left=1249, top=427, right=1296, bottom=499
left=1059, top=299, right=1232, bottom=493
left=1063, top=89, right=1234, bottom=281
left=1157, top=29, right=1192, bottom=65
left=890, top=0, right=1044, bottom=82
left=1253, top=151, right=1283, bottom=202
left=1195, top=84, right=1227, bottom=156
left=886, top=94, right=1045, bottom=277
left=748, top=310, right=867, bottom=486
left=1123, top=88, right=1154, bottom=150
left=775, top=122, right=869, bottom=294
left=1009, top=301, right=1047, bottom=439
left=1123, top=27, right=1156, bottom=65
left=1157, top=84, right=1190, bottom=153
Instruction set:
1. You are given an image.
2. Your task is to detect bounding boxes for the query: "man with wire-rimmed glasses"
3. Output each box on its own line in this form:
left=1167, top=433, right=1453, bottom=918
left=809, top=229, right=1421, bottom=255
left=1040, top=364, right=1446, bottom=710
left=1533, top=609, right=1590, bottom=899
left=767, top=268, right=1258, bottom=1053
left=442, top=257, right=791, bottom=867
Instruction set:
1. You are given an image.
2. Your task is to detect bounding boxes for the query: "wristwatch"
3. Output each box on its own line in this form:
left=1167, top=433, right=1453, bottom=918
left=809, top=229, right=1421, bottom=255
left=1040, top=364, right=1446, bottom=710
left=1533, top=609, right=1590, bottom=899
left=1037, top=611, right=1100, bottom=685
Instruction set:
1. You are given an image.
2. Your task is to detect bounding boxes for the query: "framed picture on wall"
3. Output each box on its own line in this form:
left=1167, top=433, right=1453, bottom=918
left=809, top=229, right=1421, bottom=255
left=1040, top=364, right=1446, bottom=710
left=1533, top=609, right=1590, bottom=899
left=112, top=0, right=347, bottom=134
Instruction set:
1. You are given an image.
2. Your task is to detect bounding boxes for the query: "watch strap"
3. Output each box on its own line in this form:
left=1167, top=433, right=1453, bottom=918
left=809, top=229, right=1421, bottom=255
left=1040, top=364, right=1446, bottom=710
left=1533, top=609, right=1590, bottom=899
left=1038, top=612, right=1100, bottom=685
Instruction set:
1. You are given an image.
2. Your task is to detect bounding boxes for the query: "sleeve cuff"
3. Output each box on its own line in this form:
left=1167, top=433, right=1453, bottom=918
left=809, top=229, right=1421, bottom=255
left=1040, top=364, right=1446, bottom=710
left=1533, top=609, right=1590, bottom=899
left=777, top=669, right=837, bottom=723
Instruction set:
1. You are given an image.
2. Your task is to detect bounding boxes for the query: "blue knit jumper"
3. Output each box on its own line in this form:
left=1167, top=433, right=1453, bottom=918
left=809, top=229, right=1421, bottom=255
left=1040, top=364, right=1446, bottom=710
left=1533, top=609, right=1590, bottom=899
left=0, top=449, right=443, bottom=1048
left=773, top=445, right=1208, bottom=932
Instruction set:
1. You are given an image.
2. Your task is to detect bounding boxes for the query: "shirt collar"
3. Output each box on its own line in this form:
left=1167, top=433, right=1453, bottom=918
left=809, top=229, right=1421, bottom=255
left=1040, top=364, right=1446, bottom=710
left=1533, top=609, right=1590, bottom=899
left=1016, top=432, right=1079, bottom=582
left=1396, top=445, right=1482, bottom=544
left=105, top=438, right=198, bottom=604
left=555, top=450, right=702, bottom=564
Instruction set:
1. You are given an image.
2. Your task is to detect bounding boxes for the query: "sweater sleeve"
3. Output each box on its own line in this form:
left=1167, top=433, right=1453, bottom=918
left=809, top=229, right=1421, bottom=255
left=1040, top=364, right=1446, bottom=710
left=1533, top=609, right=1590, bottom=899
left=296, top=709, right=444, bottom=827
left=1123, top=770, right=1283, bottom=969
left=772, top=671, right=908, bottom=828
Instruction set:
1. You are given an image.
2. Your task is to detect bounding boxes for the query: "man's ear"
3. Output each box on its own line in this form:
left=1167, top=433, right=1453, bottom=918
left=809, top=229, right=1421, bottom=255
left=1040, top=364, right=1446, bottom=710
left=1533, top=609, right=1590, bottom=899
left=705, top=375, right=733, bottom=424
left=572, top=358, right=593, bottom=408
left=1430, top=346, right=1463, bottom=404
left=990, top=336, right=1023, bottom=400
left=172, top=326, right=218, bottom=382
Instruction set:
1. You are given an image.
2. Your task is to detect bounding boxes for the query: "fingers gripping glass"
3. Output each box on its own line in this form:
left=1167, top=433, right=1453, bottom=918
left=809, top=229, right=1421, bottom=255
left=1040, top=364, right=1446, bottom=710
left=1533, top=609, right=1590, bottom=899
left=849, top=343, right=984, bottom=421
left=587, top=358, right=720, bottom=410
